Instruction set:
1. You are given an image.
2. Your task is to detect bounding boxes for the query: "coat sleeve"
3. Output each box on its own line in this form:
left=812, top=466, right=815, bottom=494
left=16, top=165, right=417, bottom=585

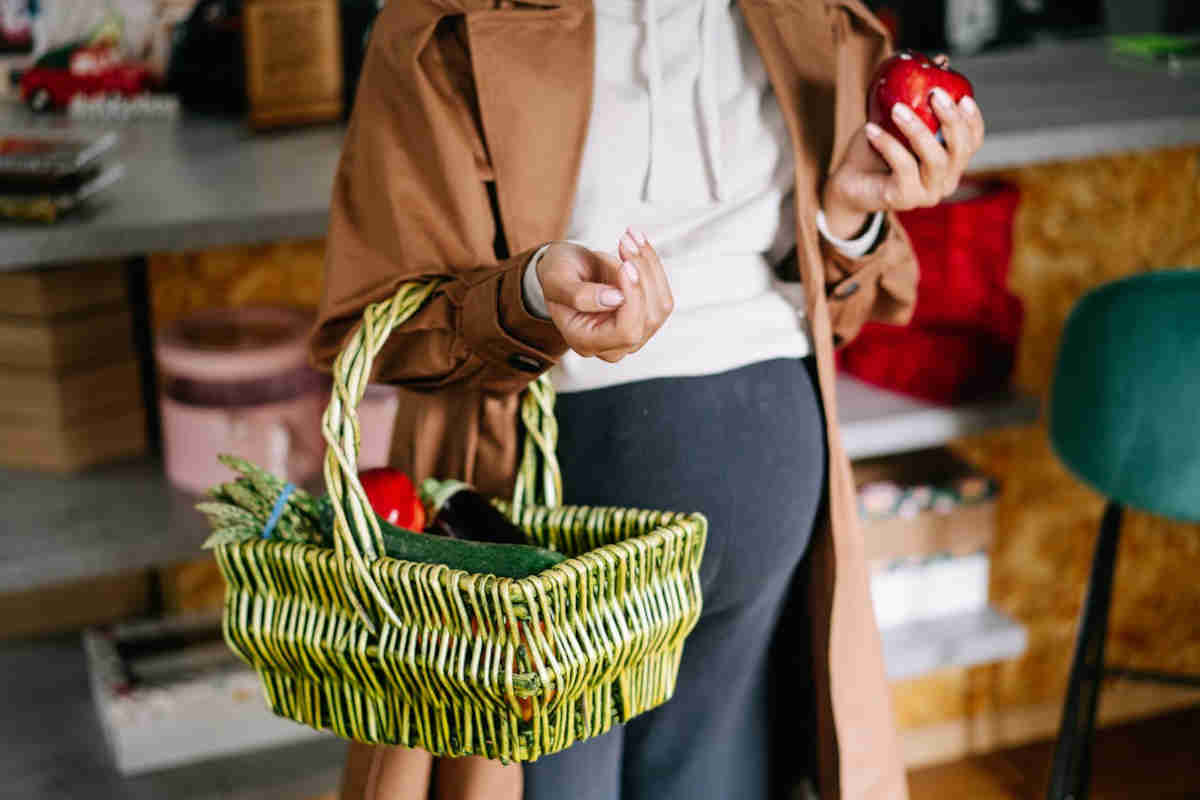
left=309, top=5, right=567, bottom=396
left=821, top=0, right=920, bottom=346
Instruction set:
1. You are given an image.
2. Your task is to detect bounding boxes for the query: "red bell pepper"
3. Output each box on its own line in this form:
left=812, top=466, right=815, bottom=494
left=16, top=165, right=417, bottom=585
left=358, top=468, right=426, bottom=532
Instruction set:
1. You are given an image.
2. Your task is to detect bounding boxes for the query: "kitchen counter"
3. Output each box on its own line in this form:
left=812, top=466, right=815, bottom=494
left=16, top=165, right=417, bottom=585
left=1, top=38, right=1198, bottom=271
left=960, top=37, right=1200, bottom=170
left=0, top=110, right=342, bottom=270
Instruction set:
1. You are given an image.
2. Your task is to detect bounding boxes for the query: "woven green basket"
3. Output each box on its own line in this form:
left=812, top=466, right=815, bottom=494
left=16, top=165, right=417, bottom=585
left=211, top=280, right=708, bottom=762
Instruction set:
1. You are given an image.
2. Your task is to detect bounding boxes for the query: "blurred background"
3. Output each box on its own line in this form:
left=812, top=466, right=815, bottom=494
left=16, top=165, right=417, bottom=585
left=0, top=1, right=1198, bottom=799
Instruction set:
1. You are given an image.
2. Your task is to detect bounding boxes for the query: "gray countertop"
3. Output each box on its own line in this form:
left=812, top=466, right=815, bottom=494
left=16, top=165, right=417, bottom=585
left=0, top=111, right=341, bottom=270
left=0, top=459, right=210, bottom=594
left=1, top=37, right=1199, bottom=271
left=961, top=38, right=1200, bottom=170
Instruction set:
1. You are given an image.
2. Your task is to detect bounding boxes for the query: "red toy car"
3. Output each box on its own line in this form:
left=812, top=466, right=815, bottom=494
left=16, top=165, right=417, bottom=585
left=20, top=43, right=156, bottom=112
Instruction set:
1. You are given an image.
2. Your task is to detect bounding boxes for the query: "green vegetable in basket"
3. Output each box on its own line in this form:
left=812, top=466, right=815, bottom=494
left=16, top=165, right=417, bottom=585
left=199, top=455, right=565, bottom=579
left=312, top=494, right=567, bottom=579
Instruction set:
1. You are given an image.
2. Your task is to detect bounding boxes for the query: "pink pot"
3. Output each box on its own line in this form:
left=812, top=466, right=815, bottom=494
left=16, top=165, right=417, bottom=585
left=155, top=306, right=326, bottom=495
left=357, top=383, right=400, bottom=469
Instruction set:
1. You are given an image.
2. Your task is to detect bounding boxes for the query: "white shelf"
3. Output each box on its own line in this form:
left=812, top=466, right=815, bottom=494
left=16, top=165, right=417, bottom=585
left=882, top=606, right=1028, bottom=682
left=0, top=459, right=210, bottom=594
left=1, top=378, right=1038, bottom=594
left=838, top=374, right=1040, bottom=461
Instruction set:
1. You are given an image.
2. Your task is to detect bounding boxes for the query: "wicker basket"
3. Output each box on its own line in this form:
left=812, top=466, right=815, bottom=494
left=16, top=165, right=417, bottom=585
left=211, top=280, right=708, bottom=762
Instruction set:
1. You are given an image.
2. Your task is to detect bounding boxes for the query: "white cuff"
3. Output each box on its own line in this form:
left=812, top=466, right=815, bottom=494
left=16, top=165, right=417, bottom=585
left=815, top=209, right=885, bottom=260
left=522, top=244, right=554, bottom=320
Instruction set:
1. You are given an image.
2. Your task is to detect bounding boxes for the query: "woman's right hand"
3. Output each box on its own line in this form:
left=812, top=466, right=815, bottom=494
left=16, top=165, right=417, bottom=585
left=536, top=228, right=674, bottom=363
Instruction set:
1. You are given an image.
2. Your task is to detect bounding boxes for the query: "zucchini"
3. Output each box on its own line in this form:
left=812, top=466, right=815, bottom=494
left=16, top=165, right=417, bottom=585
left=315, top=495, right=565, bottom=579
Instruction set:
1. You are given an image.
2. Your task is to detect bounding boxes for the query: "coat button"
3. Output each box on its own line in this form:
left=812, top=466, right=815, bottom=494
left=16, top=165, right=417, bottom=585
left=833, top=280, right=860, bottom=299
left=507, top=353, right=544, bottom=373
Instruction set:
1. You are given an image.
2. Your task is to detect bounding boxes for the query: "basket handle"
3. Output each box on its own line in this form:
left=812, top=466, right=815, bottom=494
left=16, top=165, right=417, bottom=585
left=321, top=279, right=562, bottom=631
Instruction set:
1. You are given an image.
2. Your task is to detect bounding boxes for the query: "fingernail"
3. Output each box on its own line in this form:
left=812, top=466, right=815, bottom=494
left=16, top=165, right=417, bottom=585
left=620, top=233, right=640, bottom=255
left=632, top=228, right=648, bottom=246
left=622, top=260, right=640, bottom=284
left=891, top=102, right=914, bottom=123
left=931, top=88, right=953, bottom=111
left=960, top=95, right=979, bottom=116
left=600, top=288, right=624, bottom=308
left=865, top=122, right=883, bottom=138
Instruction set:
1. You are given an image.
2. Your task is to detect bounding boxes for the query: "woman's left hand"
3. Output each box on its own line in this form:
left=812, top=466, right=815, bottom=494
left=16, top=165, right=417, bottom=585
left=821, top=67, right=985, bottom=238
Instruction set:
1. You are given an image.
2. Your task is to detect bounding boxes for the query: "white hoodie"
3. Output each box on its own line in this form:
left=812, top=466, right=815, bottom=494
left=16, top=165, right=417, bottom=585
left=524, top=0, right=882, bottom=394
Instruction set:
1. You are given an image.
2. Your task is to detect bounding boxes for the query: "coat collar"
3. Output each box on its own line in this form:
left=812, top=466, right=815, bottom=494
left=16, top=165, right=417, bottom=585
left=464, top=3, right=594, bottom=254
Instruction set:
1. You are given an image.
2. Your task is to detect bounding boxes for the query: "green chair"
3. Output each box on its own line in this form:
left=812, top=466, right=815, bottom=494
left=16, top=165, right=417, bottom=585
left=1047, top=269, right=1200, bottom=800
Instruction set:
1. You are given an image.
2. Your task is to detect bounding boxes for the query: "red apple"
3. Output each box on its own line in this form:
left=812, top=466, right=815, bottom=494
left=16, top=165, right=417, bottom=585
left=867, top=50, right=974, bottom=149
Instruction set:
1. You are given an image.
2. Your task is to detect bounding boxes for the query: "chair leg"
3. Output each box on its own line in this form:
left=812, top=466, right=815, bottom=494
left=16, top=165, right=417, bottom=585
left=1046, top=501, right=1124, bottom=800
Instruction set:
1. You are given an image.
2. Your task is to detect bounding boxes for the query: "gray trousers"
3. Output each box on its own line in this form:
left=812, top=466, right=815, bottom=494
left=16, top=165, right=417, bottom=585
left=524, top=357, right=827, bottom=800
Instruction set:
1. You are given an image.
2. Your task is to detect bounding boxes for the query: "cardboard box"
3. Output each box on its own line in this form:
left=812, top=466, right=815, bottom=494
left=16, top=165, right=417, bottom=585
left=3, top=359, right=142, bottom=426
left=84, top=613, right=322, bottom=775
left=0, top=261, right=127, bottom=317
left=860, top=501, right=996, bottom=564
left=855, top=449, right=998, bottom=631
left=854, top=448, right=997, bottom=564
left=0, top=305, right=134, bottom=371
left=871, top=553, right=990, bottom=630
left=0, top=263, right=148, bottom=470
left=0, top=570, right=152, bottom=640
left=0, top=407, right=147, bottom=471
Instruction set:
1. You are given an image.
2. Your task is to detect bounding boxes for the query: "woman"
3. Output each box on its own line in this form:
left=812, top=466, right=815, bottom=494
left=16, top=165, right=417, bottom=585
left=311, top=1, right=984, bottom=799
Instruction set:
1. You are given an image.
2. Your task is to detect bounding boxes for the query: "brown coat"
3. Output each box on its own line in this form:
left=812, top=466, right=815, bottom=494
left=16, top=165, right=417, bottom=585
left=311, top=1, right=920, bottom=797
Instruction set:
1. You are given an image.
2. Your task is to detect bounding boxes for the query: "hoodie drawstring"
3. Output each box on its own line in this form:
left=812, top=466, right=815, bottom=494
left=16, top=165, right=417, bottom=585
left=641, top=0, right=664, bottom=203
left=640, top=0, right=724, bottom=205
left=699, top=0, right=724, bottom=202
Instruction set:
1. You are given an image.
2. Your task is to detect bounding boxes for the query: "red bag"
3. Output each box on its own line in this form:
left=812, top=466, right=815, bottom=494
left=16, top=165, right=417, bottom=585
left=837, top=325, right=1020, bottom=405
left=836, top=181, right=1024, bottom=405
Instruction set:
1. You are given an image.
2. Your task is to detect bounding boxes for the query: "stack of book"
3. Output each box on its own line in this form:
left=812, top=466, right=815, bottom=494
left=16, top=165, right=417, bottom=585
left=0, top=260, right=147, bottom=471
left=0, top=131, right=123, bottom=222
